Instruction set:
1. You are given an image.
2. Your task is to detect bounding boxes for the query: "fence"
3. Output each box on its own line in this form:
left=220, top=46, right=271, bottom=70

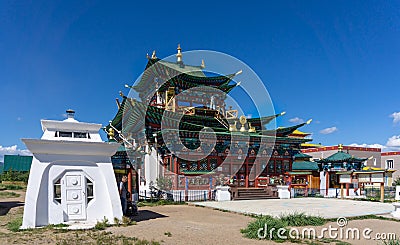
left=137, top=189, right=215, bottom=202
left=291, top=188, right=322, bottom=198
left=291, top=186, right=397, bottom=200
left=364, top=186, right=396, bottom=200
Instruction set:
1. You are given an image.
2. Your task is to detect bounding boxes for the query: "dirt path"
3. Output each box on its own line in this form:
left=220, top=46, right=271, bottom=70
left=109, top=205, right=273, bottom=245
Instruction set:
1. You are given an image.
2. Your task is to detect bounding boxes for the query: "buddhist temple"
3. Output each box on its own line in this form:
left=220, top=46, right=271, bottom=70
left=107, top=45, right=314, bottom=199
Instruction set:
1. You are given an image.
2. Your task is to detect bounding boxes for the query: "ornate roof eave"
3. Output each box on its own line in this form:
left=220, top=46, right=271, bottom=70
left=276, top=119, right=312, bottom=137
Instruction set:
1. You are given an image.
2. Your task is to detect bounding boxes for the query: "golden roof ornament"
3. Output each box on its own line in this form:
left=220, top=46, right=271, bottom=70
left=338, top=144, right=343, bottom=152
left=239, top=115, right=247, bottom=132
left=229, top=121, right=237, bottom=132
left=248, top=122, right=256, bottom=133
left=107, top=128, right=115, bottom=138
left=200, top=59, right=205, bottom=69
left=176, top=44, right=182, bottom=63
left=151, top=50, right=157, bottom=59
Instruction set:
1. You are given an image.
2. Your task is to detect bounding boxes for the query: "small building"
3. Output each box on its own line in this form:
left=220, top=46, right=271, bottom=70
left=21, top=110, right=121, bottom=228
left=286, top=153, right=320, bottom=196
left=313, top=144, right=370, bottom=197
left=381, top=152, right=400, bottom=184
left=3, top=155, right=33, bottom=172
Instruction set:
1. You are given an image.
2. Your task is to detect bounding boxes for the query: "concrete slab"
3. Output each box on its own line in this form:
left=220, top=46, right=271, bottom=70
left=193, top=198, right=395, bottom=219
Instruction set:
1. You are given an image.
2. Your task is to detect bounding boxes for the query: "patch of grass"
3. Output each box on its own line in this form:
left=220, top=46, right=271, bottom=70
left=113, top=217, right=121, bottom=226
left=122, top=216, right=136, bottom=226
left=164, top=231, right=172, bottom=237
left=279, top=212, right=326, bottom=227
left=45, top=223, right=69, bottom=229
left=7, top=217, right=22, bottom=232
left=383, top=238, right=400, bottom=245
left=325, top=214, right=400, bottom=223
left=241, top=215, right=287, bottom=241
left=93, top=217, right=110, bottom=230
left=55, top=231, right=161, bottom=245
left=137, top=200, right=186, bottom=207
left=0, top=184, right=23, bottom=190
left=0, top=191, right=20, bottom=198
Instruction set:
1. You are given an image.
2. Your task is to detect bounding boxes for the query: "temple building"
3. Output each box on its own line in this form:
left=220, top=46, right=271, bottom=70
left=107, top=45, right=314, bottom=199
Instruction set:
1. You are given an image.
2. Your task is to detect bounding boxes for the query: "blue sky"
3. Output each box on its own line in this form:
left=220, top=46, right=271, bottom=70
left=1, top=1, right=400, bottom=160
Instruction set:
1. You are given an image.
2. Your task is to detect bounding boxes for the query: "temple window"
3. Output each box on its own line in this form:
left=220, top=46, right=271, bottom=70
left=86, top=178, right=94, bottom=203
left=283, top=160, right=290, bottom=172
left=267, top=160, right=274, bottom=173
left=276, top=160, right=283, bottom=173
left=74, top=132, right=88, bottom=138
left=54, top=178, right=62, bottom=204
left=59, top=131, right=73, bottom=138
left=386, top=159, right=394, bottom=169
left=210, top=159, right=218, bottom=170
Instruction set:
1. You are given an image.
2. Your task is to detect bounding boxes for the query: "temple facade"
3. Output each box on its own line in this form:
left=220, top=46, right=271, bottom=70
left=107, top=46, right=315, bottom=198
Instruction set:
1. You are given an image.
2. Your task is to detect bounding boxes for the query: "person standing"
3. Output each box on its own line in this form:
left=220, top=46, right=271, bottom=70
left=119, top=175, right=128, bottom=216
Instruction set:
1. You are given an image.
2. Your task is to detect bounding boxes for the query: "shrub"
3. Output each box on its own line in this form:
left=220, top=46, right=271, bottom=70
left=0, top=170, right=30, bottom=182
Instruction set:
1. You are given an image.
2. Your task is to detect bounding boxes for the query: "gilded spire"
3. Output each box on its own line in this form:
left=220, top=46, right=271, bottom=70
left=151, top=50, right=157, bottom=59
left=200, top=59, right=205, bottom=69
left=338, top=144, right=343, bottom=152
left=176, top=44, right=182, bottom=63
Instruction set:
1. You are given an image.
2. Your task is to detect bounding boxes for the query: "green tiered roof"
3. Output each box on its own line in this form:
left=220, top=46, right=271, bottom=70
left=316, top=151, right=368, bottom=163
left=292, top=161, right=319, bottom=171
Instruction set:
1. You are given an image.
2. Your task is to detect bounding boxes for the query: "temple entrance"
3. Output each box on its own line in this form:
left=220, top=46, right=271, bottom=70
left=61, top=171, right=87, bottom=221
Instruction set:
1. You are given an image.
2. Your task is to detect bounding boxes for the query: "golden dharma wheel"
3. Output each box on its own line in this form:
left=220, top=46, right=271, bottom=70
left=239, top=115, right=247, bottom=125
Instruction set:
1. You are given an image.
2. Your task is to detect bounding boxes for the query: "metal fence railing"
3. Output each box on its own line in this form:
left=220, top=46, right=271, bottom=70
left=291, top=186, right=397, bottom=200
left=137, top=189, right=215, bottom=202
left=364, top=186, right=396, bottom=200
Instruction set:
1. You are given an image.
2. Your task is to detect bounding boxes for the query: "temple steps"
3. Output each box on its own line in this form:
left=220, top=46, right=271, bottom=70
left=232, top=188, right=279, bottom=200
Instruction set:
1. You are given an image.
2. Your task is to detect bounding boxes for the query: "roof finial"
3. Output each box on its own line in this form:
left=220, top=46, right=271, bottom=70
left=151, top=50, right=157, bottom=59
left=176, top=44, right=182, bottom=63
left=338, top=144, right=343, bottom=152
left=66, top=109, right=75, bottom=119
left=200, top=59, right=205, bottom=69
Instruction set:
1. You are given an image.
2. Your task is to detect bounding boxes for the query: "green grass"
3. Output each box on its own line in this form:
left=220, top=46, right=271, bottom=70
left=1, top=184, right=24, bottom=190
left=0, top=191, right=20, bottom=198
left=164, top=231, right=172, bottom=237
left=56, top=231, right=161, bottom=245
left=325, top=214, right=400, bottom=223
left=137, top=200, right=186, bottom=207
left=94, top=217, right=110, bottom=230
left=279, top=212, right=325, bottom=227
left=241, top=215, right=288, bottom=241
left=383, top=238, right=400, bottom=245
left=7, top=217, right=23, bottom=232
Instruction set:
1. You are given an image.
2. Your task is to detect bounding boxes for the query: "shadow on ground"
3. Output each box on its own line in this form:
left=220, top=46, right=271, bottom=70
left=0, top=201, right=24, bottom=215
left=131, top=210, right=168, bottom=222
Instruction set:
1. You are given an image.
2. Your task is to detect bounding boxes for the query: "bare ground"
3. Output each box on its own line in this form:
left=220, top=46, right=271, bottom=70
left=1, top=189, right=399, bottom=245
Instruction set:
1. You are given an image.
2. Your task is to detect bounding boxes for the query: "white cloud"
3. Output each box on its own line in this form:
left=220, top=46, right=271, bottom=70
left=386, top=135, right=400, bottom=148
left=0, top=145, right=32, bottom=162
left=319, top=127, right=338, bottom=135
left=349, top=143, right=386, bottom=149
left=390, top=112, right=400, bottom=124
left=289, top=117, right=304, bottom=124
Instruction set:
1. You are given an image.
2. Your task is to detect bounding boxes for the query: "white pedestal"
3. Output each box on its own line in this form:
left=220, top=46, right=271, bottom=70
left=395, top=186, right=400, bottom=201
left=277, top=185, right=291, bottom=199
left=392, top=203, right=400, bottom=218
left=215, top=186, right=231, bottom=201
